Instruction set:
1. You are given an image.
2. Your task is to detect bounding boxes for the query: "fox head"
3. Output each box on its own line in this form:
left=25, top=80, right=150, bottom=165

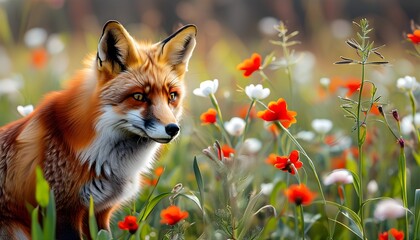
left=94, top=21, right=196, bottom=143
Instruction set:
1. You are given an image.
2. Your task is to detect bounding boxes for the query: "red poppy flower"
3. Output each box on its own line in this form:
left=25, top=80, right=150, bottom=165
left=221, top=144, right=235, bottom=158
left=407, top=29, right=420, bottom=44
left=284, top=184, right=316, bottom=206
left=378, top=231, right=388, bottom=240
left=200, top=108, right=217, bottom=124
left=389, top=228, right=404, bottom=240
left=343, top=80, right=361, bottom=97
left=160, top=205, right=189, bottom=225
left=237, top=53, right=262, bottom=77
left=257, top=98, right=297, bottom=128
left=31, top=48, right=48, bottom=69
left=272, top=150, right=302, bottom=175
left=118, top=216, right=138, bottom=234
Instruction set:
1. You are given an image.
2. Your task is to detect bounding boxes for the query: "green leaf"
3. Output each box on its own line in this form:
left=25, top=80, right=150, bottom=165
left=237, top=192, right=263, bottom=239
left=31, top=207, right=43, bottom=240
left=179, top=192, right=203, bottom=211
left=89, top=196, right=98, bottom=240
left=193, top=157, right=204, bottom=211
left=96, top=230, right=112, bottom=240
left=414, top=189, right=420, bottom=240
left=328, top=217, right=363, bottom=239
left=140, top=192, right=173, bottom=221
left=43, top=191, right=56, bottom=240
left=35, top=166, right=50, bottom=208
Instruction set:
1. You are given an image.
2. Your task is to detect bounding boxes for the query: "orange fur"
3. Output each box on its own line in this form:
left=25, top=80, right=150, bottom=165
left=0, top=21, right=196, bottom=239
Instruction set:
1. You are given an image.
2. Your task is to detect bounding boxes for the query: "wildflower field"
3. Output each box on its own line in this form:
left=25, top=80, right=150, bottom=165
left=1, top=2, right=420, bottom=240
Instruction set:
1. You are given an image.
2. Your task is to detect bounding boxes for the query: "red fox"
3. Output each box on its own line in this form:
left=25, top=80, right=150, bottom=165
left=0, top=21, right=196, bottom=239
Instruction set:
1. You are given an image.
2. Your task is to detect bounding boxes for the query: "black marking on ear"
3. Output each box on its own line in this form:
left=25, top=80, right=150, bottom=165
left=106, top=31, right=127, bottom=72
left=160, top=24, right=196, bottom=52
left=176, top=36, right=192, bottom=61
left=96, top=52, right=103, bottom=67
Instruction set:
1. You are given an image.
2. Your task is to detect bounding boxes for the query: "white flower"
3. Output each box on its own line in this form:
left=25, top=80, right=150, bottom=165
left=46, top=34, right=65, bottom=54
left=323, top=169, right=353, bottom=186
left=243, top=138, right=262, bottom=153
left=0, top=77, right=23, bottom=96
left=401, top=113, right=420, bottom=135
left=24, top=28, right=47, bottom=48
left=367, top=180, right=378, bottom=195
left=374, top=199, right=405, bottom=221
left=245, top=84, right=270, bottom=100
left=193, top=79, right=218, bottom=97
left=261, top=183, right=274, bottom=195
left=224, top=117, right=246, bottom=136
left=396, top=75, right=419, bottom=91
left=320, top=77, right=330, bottom=88
left=17, top=105, right=34, bottom=117
left=311, top=119, right=333, bottom=134
left=296, top=131, right=315, bottom=141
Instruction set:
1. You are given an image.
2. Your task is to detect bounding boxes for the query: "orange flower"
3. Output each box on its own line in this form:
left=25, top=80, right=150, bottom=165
left=266, top=123, right=280, bottom=136
left=221, top=144, right=235, bottom=158
left=257, top=98, right=297, bottom=128
left=342, top=80, right=361, bottom=97
left=369, top=103, right=381, bottom=115
left=272, top=150, right=303, bottom=175
left=118, top=216, right=138, bottom=234
left=265, top=153, right=278, bottom=165
left=154, top=166, right=164, bottom=177
left=407, top=29, right=420, bottom=44
left=237, top=53, right=262, bottom=77
left=389, top=228, right=404, bottom=240
left=160, top=205, right=189, bottom=225
left=142, top=166, right=164, bottom=186
left=31, top=47, right=48, bottom=69
left=378, top=231, right=388, bottom=240
left=284, top=183, right=316, bottom=206
left=200, top=108, right=217, bottom=124
left=237, top=105, right=257, bottom=119
left=331, top=155, right=346, bottom=170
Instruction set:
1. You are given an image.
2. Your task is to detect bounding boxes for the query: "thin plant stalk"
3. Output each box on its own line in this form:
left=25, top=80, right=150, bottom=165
left=408, top=91, right=420, bottom=146
left=355, top=62, right=366, bottom=239
left=209, top=93, right=232, bottom=147
left=240, top=99, right=256, bottom=143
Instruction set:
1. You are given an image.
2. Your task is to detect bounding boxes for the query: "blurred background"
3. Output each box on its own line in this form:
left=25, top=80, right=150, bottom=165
left=0, top=0, right=419, bottom=124
left=0, top=1, right=420, bottom=238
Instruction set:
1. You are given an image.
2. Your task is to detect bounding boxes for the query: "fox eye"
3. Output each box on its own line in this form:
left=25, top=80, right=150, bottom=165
left=133, top=93, right=146, bottom=102
left=169, top=92, right=177, bottom=102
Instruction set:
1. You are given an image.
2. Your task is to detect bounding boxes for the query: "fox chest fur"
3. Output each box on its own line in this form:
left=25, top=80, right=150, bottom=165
left=0, top=21, right=196, bottom=239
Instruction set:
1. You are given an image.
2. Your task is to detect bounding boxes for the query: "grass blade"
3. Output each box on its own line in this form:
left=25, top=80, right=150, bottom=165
left=193, top=157, right=204, bottom=211
left=89, top=196, right=98, bottom=240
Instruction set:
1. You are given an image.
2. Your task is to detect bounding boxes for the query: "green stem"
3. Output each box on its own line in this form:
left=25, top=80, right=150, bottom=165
left=209, top=93, right=232, bottom=147
left=240, top=100, right=256, bottom=144
left=356, top=62, right=367, bottom=239
left=296, top=204, right=305, bottom=239
left=399, top=146, right=409, bottom=239
left=408, top=91, right=420, bottom=148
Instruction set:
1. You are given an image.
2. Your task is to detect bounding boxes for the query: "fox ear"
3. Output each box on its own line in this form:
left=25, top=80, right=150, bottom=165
left=97, top=21, right=138, bottom=74
left=159, top=24, right=197, bottom=73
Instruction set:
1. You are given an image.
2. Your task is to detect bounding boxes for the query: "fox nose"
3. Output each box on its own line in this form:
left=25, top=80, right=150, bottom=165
left=165, top=123, right=180, bottom=137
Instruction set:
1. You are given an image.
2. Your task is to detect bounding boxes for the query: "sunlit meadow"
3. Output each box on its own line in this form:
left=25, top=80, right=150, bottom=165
left=1, top=4, right=420, bottom=240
